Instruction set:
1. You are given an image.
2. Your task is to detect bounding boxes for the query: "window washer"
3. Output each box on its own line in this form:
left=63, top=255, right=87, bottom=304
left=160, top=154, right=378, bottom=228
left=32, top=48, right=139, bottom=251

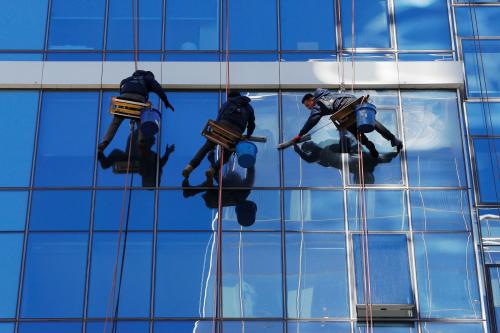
left=98, top=70, right=174, bottom=152
left=279, top=88, right=402, bottom=158
left=182, top=90, right=256, bottom=180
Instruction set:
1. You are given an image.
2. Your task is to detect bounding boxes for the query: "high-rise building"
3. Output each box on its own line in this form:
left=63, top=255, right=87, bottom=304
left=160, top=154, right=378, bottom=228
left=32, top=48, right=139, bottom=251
left=0, top=0, right=499, bottom=332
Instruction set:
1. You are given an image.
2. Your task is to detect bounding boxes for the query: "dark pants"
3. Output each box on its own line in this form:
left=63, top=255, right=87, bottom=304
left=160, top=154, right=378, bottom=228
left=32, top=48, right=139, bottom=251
left=189, top=120, right=242, bottom=170
left=346, top=121, right=396, bottom=153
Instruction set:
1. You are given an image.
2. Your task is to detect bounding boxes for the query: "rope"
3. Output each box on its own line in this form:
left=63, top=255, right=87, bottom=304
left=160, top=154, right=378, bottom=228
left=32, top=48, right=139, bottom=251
left=102, top=120, right=136, bottom=333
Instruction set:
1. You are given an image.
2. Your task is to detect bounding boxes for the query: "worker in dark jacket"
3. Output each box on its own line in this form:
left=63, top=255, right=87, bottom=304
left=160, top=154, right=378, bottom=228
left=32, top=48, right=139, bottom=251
left=98, top=70, right=174, bottom=152
left=285, top=88, right=402, bottom=158
left=182, top=90, right=256, bottom=179
left=182, top=167, right=257, bottom=227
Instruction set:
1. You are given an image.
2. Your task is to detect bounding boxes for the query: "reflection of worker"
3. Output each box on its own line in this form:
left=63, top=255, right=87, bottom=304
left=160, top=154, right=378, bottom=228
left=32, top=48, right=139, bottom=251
left=182, top=167, right=257, bottom=227
left=98, top=129, right=175, bottom=187
left=98, top=70, right=174, bottom=152
left=182, top=91, right=256, bottom=180
left=293, top=140, right=398, bottom=184
left=285, top=88, right=402, bottom=158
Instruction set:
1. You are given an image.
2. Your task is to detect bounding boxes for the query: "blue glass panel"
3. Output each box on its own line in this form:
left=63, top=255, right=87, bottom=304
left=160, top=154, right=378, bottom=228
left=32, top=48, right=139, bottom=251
left=348, top=190, right=407, bottom=231
left=0, top=234, right=23, bottom=318
left=0, top=191, right=28, bottom=231
left=223, top=233, right=282, bottom=318
left=402, top=91, right=465, bottom=187
left=488, top=266, right=500, bottom=332
left=48, top=0, right=105, bottom=50
left=0, top=53, right=44, bottom=60
left=98, top=91, right=160, bottom=187
left=463, top=40, right=500, bottom=98
left=107, top=0, right=162, bottom=51
left=94, top=190, right=154, bottom=231
left=35, top=92, right=98, bottom=186
left=394, top=0, right=451, bottom=50
left=0, top=91, right=38, bottom=187
left=398, top=53, right=453, bottom=61
left=420, top=323, right=483, bottom=333
left=160, top=92, right=219, bottom=186
left=414, top=233, right=480, bottom=318
left=223, top=0, right=277, bottom=51
left=282, top=92, right=343, bottom=187
left=467, top=102, right=500, bottom=136
left=30, top=190, right=91, bottom=231
left=341, top=0, right=391, bottom=49
left=87, top=232, right=152, bottom=318
left=473, top=138, right=500, bottom=203
left=155, top=232, right=215, bottom=318
left=280, top=0, right=335, bottom=51
left=480, top=208, right=500, bottom=239
left=165, top=0, right=219, bottom=51
left=224, top=321, right=283, bottom=332
left=21, top=233, right=87, bottom=318
left=353, top=234, right=413, bottom=304
left=86, top=321, right=149, bottom=333
left=286, top=233, right=348, bottom=318
left=456, top=7, right=500, bottom=37
left=411, top=190, right=471, bottom=231
left=18, top=322, right=81, bottom=333
left=0, top=0, right=47, bottom=49
left=355, top=324, right=416, bottom=333
left=0, top=323, right=14, bottom=333
left=284, top=190, right=344, bottom=231
left=288, top=322, right=351, bottom=333
left=154, top=321, right=213, bottom=333
left=280, top=53, right=337, bottom=62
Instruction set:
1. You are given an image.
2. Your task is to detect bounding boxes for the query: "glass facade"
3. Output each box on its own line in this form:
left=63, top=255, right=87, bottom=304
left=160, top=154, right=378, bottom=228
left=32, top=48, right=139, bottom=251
left=0, top=0, right=499, bottom=333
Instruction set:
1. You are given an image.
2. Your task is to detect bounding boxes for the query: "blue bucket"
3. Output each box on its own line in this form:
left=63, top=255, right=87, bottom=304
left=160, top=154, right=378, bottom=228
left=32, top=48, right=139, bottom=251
left=235, top=141, right=258, bottom=168
left=355, top=103, right=377, bottom=133
left=140, top=108, right=161, bottom=138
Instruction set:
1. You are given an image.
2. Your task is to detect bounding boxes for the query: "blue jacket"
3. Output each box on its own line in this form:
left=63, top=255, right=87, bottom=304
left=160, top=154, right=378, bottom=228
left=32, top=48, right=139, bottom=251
left=299, top=88, right=355, bottom=136
left=217, top=96, right=256, bottom=136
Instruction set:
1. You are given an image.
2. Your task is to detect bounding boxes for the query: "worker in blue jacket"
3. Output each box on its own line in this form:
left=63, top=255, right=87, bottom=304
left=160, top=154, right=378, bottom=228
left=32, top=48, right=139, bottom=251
left=98, top=70, right=174, bottom=153
left=284, top=88, right=402, bottom=158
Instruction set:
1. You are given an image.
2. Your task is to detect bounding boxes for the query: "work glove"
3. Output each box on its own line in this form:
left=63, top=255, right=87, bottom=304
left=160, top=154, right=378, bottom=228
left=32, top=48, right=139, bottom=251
left=291, top=134, right=302, bottom=143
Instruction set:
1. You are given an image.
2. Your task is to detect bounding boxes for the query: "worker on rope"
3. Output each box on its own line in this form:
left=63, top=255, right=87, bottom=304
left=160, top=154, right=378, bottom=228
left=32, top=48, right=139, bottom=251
left=182, top=90, right=256, bottom=180
left=98, top=70, right=174, bottom=153
left=283, top=88, right=402, bottom=158
left=182, top=166, right=257, bottom=227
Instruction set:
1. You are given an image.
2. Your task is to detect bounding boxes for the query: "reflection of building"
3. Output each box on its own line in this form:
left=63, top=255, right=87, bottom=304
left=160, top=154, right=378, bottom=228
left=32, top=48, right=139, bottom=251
left=0, top=1, right=499, bottom=333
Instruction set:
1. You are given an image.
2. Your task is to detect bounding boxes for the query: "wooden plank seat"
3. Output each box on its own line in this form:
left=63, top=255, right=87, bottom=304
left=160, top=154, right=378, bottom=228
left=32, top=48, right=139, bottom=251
left=330, top=95, right=369, bottom=131
left=202, top=120, right=267, bottom=151
left=109, top=96, right=151, bottom=119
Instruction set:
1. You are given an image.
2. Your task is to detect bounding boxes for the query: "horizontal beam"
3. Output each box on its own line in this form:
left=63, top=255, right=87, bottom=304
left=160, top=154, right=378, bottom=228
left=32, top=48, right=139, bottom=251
left=0, top=61, right=464, bottom=90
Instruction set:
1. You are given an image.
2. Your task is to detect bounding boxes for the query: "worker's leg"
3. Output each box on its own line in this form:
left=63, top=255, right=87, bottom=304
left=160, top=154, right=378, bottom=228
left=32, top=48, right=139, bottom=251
left=374, top=121, right=403, bottom=151
left=183, top=139, right=217, bottom=178
left=99, top=116, right=125, bottom=151
left=347, top=125, right=379, bottom=158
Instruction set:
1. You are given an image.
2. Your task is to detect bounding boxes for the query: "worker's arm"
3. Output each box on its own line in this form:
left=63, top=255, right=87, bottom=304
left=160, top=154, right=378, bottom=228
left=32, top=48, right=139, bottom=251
left=160, top=144, right=175, bottom=168
left=147, top=77, right=174, bottom=111
left=245, top=104, right=256, bottom=137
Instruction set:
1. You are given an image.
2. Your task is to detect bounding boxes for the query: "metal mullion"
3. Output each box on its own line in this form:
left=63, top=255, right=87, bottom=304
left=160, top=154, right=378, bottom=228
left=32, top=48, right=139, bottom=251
left=448, top=0, right=459, bottom=61
left=42, top=0, right=53, bottom=61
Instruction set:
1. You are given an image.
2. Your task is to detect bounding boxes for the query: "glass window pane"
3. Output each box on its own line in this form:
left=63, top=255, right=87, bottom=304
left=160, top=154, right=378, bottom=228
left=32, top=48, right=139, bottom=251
left=394, top=0, right=451, bottom=50
left=414, top=233, right=480, bottom=318
left=0, top=191, right=28, bottom=231
left=456, top=6, right=500, bottom=37
left=86, top=321, right=149, bottom=333
left=348, top=190, right=408, bottom=231
left=107, top=0, right=162, bottom=52
left=48, top=0, right=105, bottom=51
left=473, top=138, right=500, bottom=204
left=0, top=91, right=38, bottom=187
left=30, top=190, right=91, bottom=231
left=0, top=0, right=47, bottom=50
left=488, top=266, right=500, bottom=332
left=87, top=232, right=152, bottom=318
left=93, top=190, right=154, bottom=231
left=280, top=0, right=335, bottom=51
left=223, top=0, right=277, bottom=51
left=288, top=322, right=351, bottom=333
left=0, top=323, right=14, bottom=333
left=402, top=91, right=465, bottom=187
left=286, top=233, right=348, bottom=318
left=155, top=232, right=215, bottom=318
left=420, top=323, right=483, bottom=333
left=341, top=0, right=391, bottom=49
left=463, top=40, right=500, bottom=98
left=410, top=190, right=471, bottom=231
left=466, top=102, right=500, bottom=136
left=21, top=233, right=88, bottom=318
left=154, top=321, right=213, bottom=333
left=165, top=0, right=219, bottom=51
left=355, top=324, right=416, bottom=333
left=160, top=92, right=219, bottom=186
left=18, top=322, right=81, bottom=333
left=223, top=321, right=283, bottom=333
left=0, top=234, right=23, bottom=318
left=223, top=233, right=282, bottom=318
left=285, top=190, right=344, bottom=231
left=35, top=92, right=99, bottom=186
left=353, top=234, right=413, bottom=304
